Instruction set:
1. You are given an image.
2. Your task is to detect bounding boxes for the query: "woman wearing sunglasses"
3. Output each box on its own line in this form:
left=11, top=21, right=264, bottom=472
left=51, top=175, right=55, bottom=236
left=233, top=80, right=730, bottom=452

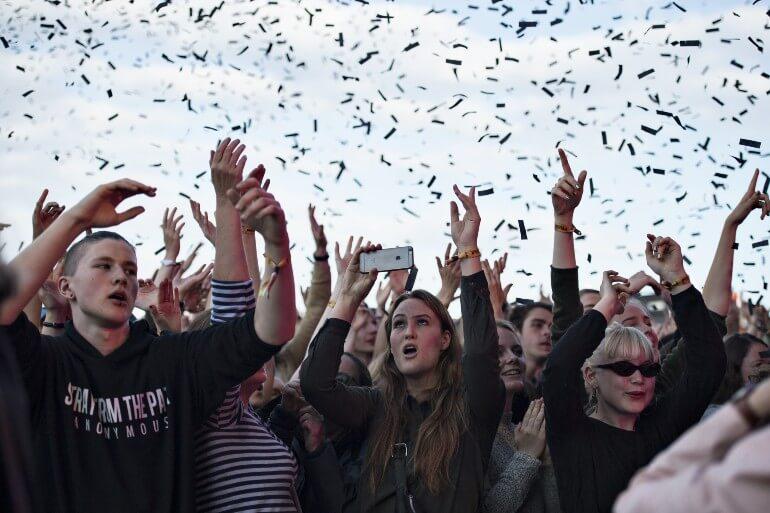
left=542, top=234, right=726, bottom=513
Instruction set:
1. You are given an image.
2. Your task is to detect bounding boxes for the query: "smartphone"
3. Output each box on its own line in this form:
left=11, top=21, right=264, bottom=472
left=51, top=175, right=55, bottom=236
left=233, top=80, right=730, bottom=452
left=360, top=246, right=414, bottom=273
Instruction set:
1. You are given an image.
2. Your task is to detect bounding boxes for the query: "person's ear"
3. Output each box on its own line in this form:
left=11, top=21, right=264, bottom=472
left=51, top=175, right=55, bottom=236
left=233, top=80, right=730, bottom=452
left=441, top=330, right=451, bottom=350
left=58, top=276, right=75, bottom=301
left=583, top=365, right=597, bottom=389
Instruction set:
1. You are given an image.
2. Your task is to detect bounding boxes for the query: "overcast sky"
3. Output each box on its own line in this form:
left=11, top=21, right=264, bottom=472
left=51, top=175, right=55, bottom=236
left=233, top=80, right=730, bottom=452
left=1, top=0, right=768, bottom=313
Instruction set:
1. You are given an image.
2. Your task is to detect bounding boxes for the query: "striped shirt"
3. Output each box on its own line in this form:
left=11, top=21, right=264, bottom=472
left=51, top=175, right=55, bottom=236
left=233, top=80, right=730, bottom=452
left=194, top=280, right=299, bottom=513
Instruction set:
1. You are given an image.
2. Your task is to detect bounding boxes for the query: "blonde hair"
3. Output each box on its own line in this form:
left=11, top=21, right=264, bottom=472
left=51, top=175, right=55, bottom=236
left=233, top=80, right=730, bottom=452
left=583, top=323, right=658, bottom=411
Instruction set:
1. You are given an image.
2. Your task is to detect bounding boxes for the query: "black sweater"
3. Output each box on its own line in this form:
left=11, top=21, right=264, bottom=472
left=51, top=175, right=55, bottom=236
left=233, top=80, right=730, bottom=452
left=542, top=286, right=726, bottom=513
left=4, top=310, right=279, bottom=512
left=300, top=271, right=504, bottom=513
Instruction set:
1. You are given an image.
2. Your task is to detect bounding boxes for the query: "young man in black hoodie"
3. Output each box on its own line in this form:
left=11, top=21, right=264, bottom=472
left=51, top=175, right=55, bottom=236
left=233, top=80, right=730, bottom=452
left=0, top=174, right=295, bottom=512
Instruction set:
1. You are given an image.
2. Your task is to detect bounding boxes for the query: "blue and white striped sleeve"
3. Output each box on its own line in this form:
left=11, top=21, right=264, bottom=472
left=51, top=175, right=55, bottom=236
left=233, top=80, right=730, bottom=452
left=210, top=279, right=256, bottom=325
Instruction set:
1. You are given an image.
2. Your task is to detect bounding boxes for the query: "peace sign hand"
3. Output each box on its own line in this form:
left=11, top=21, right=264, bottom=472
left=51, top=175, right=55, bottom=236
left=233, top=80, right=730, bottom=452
left=726, top=168, right=770, bottom=226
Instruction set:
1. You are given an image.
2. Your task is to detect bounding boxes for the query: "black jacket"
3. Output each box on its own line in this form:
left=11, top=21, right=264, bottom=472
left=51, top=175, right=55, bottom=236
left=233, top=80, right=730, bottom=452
left=300, top=272, right=504, bottom=513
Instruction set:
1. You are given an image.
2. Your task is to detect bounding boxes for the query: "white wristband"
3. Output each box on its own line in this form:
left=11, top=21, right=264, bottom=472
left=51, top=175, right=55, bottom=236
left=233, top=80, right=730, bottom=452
left=161, top=259, right=177, bottom=266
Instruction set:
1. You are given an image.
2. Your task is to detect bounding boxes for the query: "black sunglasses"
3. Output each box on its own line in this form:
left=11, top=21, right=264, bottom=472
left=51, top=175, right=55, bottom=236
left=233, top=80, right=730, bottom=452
left=595, top=361, right=661, bottom=378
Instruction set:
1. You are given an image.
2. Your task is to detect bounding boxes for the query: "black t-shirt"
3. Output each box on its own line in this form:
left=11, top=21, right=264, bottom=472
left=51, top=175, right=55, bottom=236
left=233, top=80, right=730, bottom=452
left=5, top=310, right=279, bottom=512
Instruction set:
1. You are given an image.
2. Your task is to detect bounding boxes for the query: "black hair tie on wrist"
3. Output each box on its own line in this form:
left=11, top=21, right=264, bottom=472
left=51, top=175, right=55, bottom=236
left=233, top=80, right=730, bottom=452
left=313, top=253, right=330, bottom=262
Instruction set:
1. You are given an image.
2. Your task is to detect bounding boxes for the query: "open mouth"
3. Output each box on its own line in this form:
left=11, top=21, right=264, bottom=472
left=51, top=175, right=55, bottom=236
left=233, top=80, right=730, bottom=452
left=108, top=291, right=128, bottom=305
left=402, top=344, right=418, bottom=359
left=501, top=367, right=522, bottom=377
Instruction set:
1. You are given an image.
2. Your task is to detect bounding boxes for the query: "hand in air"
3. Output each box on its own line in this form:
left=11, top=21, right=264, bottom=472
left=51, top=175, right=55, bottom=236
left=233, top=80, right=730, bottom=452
left=67, top=179, right=156, bottom=230
left=450, top=185, right=481, bottom=252
left=645, top=234, right=686, bottom=284
left=726, top=168, right=770, bottom=226
left=551, top=149, right=588, bottom=221
left=32, top=189, right=65, bottom=239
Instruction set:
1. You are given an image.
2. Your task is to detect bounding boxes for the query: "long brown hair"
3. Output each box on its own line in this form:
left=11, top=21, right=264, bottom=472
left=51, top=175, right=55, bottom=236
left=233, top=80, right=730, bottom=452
left=367, top=289, right=467, bottom=494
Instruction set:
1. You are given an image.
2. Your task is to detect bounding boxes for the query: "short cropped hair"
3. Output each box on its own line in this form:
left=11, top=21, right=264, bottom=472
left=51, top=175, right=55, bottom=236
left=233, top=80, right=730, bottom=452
left=62, top=231, right=134, bottom=276
left=508, top=302, right=552, bottom=332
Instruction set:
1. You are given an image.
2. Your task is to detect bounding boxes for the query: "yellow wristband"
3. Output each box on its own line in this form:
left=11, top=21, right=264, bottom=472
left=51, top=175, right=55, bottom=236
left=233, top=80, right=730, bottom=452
left=555, top=223, right=582, bottom=236
left=661, top=274, right=690, bottom=291
left=446, top=248, right=480, bottom=265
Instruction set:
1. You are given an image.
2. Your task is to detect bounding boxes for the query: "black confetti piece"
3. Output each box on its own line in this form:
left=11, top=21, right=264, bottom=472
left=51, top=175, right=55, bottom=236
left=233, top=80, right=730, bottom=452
left=739, top=138, right=761, bottom=149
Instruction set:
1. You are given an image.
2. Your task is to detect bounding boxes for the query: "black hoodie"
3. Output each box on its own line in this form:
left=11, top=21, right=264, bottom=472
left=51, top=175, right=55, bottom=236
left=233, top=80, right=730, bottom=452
left=4, top=309, right=279, bottom=512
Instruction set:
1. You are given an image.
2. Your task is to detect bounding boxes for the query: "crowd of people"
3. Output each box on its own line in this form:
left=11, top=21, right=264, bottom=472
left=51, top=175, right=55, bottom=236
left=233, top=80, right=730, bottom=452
left=1, top=140, right=769, bottom=513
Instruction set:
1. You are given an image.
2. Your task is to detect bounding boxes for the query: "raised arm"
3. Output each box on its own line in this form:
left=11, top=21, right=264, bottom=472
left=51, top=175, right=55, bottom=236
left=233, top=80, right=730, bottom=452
left=23, top=189, right=66, bottom=330
left=210, top=138, right=250, bottom=283
left=550, top=149, right=588, bottom=343
left=482, top=254, right=512, bottom=321
left=277, top=206, right=331, bottom=379
left=228, top=164, right=296, bottom=346
left=1, top=179, right=155, bottom=325
left=645, top=234, right=726, bottom=430
left=154, top=207, right=184, bottom=287
left=300, top=244, right=381, bottom=429
left=435, top=243, right=462, bottom=309
left=543, top=270, right=630, bottom=435
left=703, top=168, right=769, bottom=316
left=451, top=185, right=505, bottom=451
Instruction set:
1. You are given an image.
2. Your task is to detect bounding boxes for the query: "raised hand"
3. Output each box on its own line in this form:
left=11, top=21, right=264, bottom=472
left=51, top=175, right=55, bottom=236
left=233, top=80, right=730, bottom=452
left=334, top=236, right=363, bottom=276
left=161, top=207, right=184, bottom=260
left=515, top=399, right=547, bottom=459
left=483, top=257, right=512, bottom=319
left=435, top=243, right=461, bottom=307
left=596, top=270, right=632, bottom=319
left=308, top=204, right=328, bottom=257
left=335, top=244, right=381, bottom=314
left=148, top=279, right=182, bottom=333
left=450, top=185, right=481, bottom=251
left=189, top=199, right=216, bottom=245
left=551, top=149, right=588, bottom=222
left=375, top=279, right=393, bottom=313
left=627, top=270, right=662, bottom=296
left=176, top=244, right=202, bottom=278
left=645, top=234, right=687, bottom=285
left=227, top=168, right=288, bottom=246
left=174, top=262, right=213, bottom=308
left=727, top=168, right=770, bottom=226
left=388, top=268, right=409, bottom=297
left=135, top=279, right=160, bottom=312
left=210, top=138, right=247, bottom=196
left=67, top=179, right=156, bottom=230
left=32, top=189, right=65, bottom=239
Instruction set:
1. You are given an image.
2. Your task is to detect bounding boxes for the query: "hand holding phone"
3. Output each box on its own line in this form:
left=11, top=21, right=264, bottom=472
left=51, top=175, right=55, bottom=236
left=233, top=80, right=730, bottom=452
left=359, top=246, right=414, bottom=273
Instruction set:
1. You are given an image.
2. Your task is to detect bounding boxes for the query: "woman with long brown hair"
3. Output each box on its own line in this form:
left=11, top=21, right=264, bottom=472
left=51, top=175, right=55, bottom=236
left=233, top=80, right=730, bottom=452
left=300, top=185, right=503, bottom=512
